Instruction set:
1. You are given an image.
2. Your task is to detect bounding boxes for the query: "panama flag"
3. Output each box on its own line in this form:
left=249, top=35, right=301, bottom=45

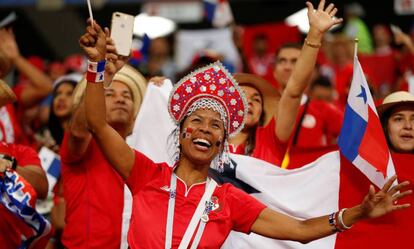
left=338, top=56, right=395, bottom=188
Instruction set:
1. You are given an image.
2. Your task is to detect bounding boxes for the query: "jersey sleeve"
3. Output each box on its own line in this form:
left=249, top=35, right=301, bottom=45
left=126, top=150, right=165, bottom=194
left=227, top=184, right=266, bottom=233
left=11, top=144, right=41, bottom=167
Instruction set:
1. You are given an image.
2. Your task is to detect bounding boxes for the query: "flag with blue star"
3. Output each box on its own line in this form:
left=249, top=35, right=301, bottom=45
left=338, top=56, right=395, bottom=188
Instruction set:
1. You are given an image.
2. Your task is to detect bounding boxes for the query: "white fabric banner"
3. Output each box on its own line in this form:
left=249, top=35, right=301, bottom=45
left=222, top=152, right=339, bottom=249
left=394, top=0, right=414, bottom=15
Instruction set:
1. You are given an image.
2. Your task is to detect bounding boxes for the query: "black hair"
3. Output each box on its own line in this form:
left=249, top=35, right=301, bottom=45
left=275, top=42, right=302, bottom=58
left=253, top=33, right=269, bottom=41
left=310, top=76, right=333, bottom=90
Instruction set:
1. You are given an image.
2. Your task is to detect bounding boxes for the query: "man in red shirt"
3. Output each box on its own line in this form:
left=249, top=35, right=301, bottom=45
left=60, top=59, right=147, bottom=248
left=273, top=43, right=344, bottom=150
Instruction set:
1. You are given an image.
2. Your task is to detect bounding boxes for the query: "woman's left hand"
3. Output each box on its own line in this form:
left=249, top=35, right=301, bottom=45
left=361, top=175, right=411, bottom=219
left=306, top=0, right=343, bottom=35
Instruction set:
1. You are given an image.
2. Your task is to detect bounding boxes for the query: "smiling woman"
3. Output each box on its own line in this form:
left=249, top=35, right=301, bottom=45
left=48, top=73, right=82, bottom=146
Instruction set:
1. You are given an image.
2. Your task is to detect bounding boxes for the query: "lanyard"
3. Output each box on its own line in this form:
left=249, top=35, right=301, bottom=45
left=165, top=172, right=217, bottom=249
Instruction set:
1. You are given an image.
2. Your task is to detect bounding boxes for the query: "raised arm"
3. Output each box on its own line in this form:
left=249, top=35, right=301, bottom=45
left=394, top=29, right=414, bottom=54
left=251, top=175, right=411, bottom=243
left=66, top=98, right=91, bottom=161
left=275, top=0, right=342, bottom=142
left=79, top=21, right=134, bottom=179
left=66, top=29, right=127, bottom=161
left=0, top=28, right=52, bottom=108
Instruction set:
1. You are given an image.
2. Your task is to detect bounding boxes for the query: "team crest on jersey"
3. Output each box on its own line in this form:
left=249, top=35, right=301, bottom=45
left=209, top=196, right=221, bottom=212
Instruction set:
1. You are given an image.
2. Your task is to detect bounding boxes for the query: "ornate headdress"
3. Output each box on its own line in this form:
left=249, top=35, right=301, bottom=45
left=167, top=61, right=248, bottom=170
left=168, top=61, right=247, bottom=137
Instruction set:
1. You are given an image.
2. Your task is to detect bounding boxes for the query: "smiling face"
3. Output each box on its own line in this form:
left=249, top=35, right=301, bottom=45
left=241, top=85, right=263, bottom=128
left=179, top=108, right=225, bottom=166
left=104, top=81, right=135, bottom=129
left=386, top=105, right=414, bottom=153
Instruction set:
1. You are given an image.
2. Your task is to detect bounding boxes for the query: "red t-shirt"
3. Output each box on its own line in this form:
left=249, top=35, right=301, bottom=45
left=229, top=117, right=288, bottom=166
left=0, top=105, right=27, bottom=145
left=0, top=142, right=43, bottom=248
left=60, top=134, right=124, bottom=249
left=126, top=150, right=266, bottom=249
left=292, top=100, right=344, bottom=148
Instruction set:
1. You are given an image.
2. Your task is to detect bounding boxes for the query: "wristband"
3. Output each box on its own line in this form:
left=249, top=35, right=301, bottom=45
left=328, top=212, right=342, bottom=233
left=86, top=60, right=106, bottom=83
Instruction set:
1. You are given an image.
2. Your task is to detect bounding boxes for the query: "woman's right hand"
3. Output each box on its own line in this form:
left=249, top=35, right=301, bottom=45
left=79, top=20, right=107, bottom=62
left=0, top=28, right=20, bottom=62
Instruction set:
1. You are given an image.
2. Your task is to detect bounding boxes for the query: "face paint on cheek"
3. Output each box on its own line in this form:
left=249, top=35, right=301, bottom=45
left=182, top=127, right=193, bottom=139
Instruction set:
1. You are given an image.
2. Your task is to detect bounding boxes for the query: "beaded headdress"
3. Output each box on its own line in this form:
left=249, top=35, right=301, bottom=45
left=168, top=61, right=248, bottom=137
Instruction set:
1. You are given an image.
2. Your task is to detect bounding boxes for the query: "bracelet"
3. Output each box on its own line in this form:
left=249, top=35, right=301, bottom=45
left=338, top=208, right=352, bottom=230
left=86, top=60, right=106, bottom=83
left=328, top=212, right=342, bottom=233
left=304, top=38, right=322, bottom=48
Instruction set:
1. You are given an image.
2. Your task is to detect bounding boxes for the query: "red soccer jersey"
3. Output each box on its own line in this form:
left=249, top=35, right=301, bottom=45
left=229, top=117, right=288, bottom=166
left=126, top=150, right=266, bottom=249
left=0, top=142, right=43, bottom=248
left=293, top=99, right=344, bottom=148
left=60, top=134, right=124, bottom=249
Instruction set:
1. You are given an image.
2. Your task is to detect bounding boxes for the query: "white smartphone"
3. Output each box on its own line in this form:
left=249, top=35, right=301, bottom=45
left=110, top=12, right=134, bottom=56
left=390, top=24, right=402, bottom=35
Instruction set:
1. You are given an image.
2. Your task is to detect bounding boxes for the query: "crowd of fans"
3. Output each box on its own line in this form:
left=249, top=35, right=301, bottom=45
left=0, top=1, right=413, bottom=248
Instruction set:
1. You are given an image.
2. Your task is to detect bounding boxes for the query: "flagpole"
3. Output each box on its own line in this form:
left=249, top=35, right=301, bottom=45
left=354, top=38, right=359, bottom=58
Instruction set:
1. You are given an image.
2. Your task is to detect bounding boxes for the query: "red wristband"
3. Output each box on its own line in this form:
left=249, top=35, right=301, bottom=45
left=86, top=60, right=106, bottom=83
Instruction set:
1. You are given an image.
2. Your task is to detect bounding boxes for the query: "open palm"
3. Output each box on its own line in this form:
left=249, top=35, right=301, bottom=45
left=361, top=175, right=411, bottom=219
left=306, top=0, right=342, bottom=34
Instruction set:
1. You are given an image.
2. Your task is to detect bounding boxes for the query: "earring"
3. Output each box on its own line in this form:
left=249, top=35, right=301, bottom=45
left=173, top=127, right=181, bottom=163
